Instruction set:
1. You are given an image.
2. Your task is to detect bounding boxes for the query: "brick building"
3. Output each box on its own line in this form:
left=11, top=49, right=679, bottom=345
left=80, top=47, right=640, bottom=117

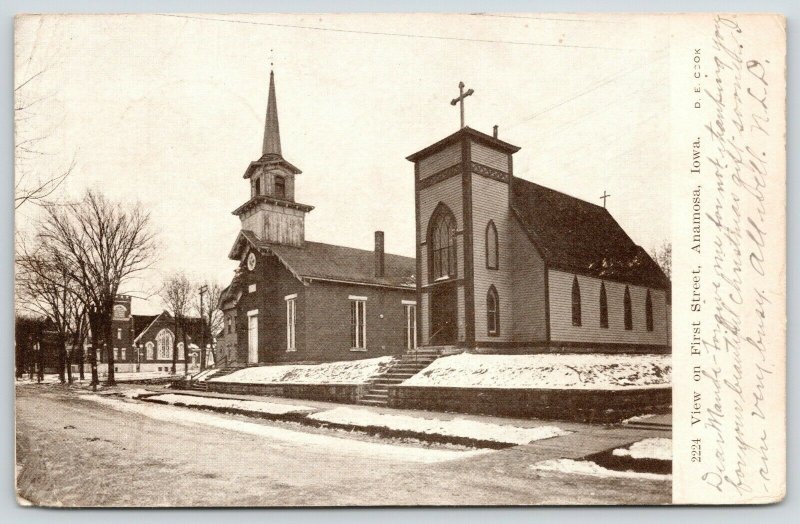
left=220, top=71, right=416, bottom=366
left=107, top=295, right=212, bottom=373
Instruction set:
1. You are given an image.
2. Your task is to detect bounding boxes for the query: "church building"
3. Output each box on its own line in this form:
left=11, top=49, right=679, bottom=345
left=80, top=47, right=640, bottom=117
left=220, top=71, right=417, bottom=367
left=407, top=123, right=670, bottom=353
left=220, top=70, right=670, bottom=367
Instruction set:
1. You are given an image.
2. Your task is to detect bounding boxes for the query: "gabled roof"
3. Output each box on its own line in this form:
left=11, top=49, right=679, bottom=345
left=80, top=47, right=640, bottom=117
left=229, top=230, right=416, bottom=289
left=132, top=311, right=212, bottom=344
left=511, top=178, right=670, bottom=290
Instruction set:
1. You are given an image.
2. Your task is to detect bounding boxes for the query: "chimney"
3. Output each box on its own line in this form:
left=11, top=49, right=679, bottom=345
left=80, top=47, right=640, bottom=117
left=374, top=231, right=385, bottom=278
left=493, top=125, right=499, bottom=138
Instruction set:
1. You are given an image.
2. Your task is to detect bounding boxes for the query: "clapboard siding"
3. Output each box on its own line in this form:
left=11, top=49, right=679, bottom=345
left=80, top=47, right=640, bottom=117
left=470, top=173, right=513, bottom=343
left=419, top=175, right=464, bottom=287
left=510, top=218, right=547, bottom=341
left=548, top=270, right=669, bottom=346
left=418, top=143, right=461, bottom=179
left=471, top=142, right=510, bottom=172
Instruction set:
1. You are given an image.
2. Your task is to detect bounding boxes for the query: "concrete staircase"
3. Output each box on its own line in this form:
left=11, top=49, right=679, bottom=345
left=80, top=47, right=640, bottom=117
left=182, top=366, right=242, bottom=392
left=358, top=347, right=449, bottom=407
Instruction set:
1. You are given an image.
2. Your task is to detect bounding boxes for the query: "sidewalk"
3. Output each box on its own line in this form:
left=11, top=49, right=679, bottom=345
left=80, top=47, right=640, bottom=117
left=120, top=383, right=670, bottom=452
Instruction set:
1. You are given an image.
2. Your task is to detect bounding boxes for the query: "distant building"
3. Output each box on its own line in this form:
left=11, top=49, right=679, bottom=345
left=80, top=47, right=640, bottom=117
left=108, top=295, right=212, bottom=373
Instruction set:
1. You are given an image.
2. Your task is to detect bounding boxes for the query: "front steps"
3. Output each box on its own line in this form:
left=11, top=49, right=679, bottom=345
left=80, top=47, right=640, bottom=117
left=358, top=347, right=450, bottom=407
left=181, top=366, right=242, bottom=391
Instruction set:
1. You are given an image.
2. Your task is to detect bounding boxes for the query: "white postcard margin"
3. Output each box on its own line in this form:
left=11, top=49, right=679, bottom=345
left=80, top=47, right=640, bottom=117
left=670, top=13, right=786, bottom=504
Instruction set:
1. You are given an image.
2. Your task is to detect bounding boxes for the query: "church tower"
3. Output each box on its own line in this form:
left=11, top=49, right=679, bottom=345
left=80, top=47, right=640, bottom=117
left=232, top=70, right=313, bottom=247
left=407, top=126, right=520, bottom=348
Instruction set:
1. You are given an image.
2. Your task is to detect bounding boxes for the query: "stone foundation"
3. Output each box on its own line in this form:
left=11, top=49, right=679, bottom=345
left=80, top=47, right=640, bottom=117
left=388, top=385, right=671, bottom=423
left=205, top=381, right=365, bottom=404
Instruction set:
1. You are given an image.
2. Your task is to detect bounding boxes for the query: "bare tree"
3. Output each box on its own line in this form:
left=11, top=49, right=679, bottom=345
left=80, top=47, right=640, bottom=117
left=193, top=280, right=223, bottom=370
left=651, top=240, right=672, bottom=280
left=16, top=243, right=83, bottom=383
left=14, top=61, right=75, bottom=209
left=160, top=273, right=194, bottom=375
left=36, top=190, right=157, bottom=386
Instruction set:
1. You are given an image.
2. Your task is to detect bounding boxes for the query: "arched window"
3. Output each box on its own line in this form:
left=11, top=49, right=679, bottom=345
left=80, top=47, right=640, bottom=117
left=485, top=221, right=499, bottom=269
left=571, top=277, right=582, bottom=327
left=645, top=290, right=654, bottom=332
left=624, top=286, right=633, bottom=330
left=428, top=204, right=457, bottom=280
left=599, top=282, right=609, bottom=328
left=487, top=285, right=499, bottom=336
left=275, top=175, right=286, bottom=199
left=156, top=329, right=174, bottom=360
left=145, top=341, right=154, bottom=360
left=178, top=342, right=185, bottom=360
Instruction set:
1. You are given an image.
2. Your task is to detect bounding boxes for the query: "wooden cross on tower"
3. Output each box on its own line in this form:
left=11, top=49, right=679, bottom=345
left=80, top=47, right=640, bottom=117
left=450, top=81, right=474, bottom=129
left=600, top=190, right=611, bottom=208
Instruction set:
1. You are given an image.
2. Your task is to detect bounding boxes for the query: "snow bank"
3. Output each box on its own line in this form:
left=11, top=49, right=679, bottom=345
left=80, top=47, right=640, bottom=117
left=309, top=407, right=569, bottom=445
left=612, top=438, right=672, bottom=461
left=401, top=353, right=671, bottom=390
left=531, top=459, right=672, bottom=481
left=119, top=388, right=157, bottom=399
left=210, top=356, right=394, bottom=385
left=83, top=394, right=488, bottom=463
left=147, top=393, right=316, bottom=416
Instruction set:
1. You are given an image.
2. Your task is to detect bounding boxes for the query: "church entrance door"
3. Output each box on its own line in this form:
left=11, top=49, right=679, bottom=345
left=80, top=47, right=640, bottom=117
left=247, top=312, right=258, bottom=364
left=430, top=283, right=457, bottom=345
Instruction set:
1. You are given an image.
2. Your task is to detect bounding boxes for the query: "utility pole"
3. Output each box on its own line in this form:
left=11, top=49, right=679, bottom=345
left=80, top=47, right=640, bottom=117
left=199, top=284, right=208, bottom=371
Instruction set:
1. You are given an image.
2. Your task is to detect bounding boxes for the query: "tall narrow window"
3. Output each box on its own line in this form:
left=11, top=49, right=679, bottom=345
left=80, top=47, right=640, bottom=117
left=117, top=328, right=122, bottom=340
left=156, top=329, right=174, bottom=360
left=145, top=341, right=154, bottom=360
left=254, top=177, right=261, bottom=196
left=487, top=285, right=500, bottom=336
left=599, top=282, right=609, bottom=328
left=286, top=295, right=296, bottom=351
left=486, top=221, right=499, bottom=269
left=121, top=348, right=126, bottom=360
left=275, top=175, right=286, bottom=199
left=428, top=204, right=457, bottom=280
left=350, top=297, right=367, bottom=350
left=645, top=289, right=654, bottom=332
left=404, top=302, right=417, bottom=349
left=571, top=277, right=582, bottom=327
left=624, top=286, right=633, bottom=330
left=178, top=342, right=185, bottom=361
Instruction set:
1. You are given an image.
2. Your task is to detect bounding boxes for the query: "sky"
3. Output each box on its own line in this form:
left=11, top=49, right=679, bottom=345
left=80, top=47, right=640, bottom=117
left=14, top=13, right=670, bottom=315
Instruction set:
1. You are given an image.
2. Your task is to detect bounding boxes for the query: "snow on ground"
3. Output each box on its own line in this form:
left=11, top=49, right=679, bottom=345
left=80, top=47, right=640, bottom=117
left=531, top=459, right=672, bottom=481
left=117, top=388, right=157, bottom=399
left=81, top=394, right=488, bottom=463
left=147, top=393, right=317, bottom=415
left=612, top=438, right=672, bottom=461
left=621, top=414, right=657, bottom=424
left=401, top=353, right=671, bottom=389
left=309, top=407, right=569, bottom=445
left=211, top=356, right=394, bottom=385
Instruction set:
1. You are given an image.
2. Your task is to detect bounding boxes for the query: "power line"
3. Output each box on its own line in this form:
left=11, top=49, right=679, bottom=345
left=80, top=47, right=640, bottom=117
left=156, top=13, right=650, bottom=52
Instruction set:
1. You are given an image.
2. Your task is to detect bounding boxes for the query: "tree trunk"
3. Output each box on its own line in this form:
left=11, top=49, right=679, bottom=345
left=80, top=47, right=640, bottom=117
left=66, top=347, right=73, bottom=384
left=88, top=308, right=101, bottom=390
left=28, top=337, right=35, bottom=380
left=105, top=309, right=116, bottom=385
left=36, top=341, right=44, bottom=383
left=58, top=336, right=67, bottom=384
left=182, top=320, right=188, bottom=375
left=171, top=317, right=178, bottom=375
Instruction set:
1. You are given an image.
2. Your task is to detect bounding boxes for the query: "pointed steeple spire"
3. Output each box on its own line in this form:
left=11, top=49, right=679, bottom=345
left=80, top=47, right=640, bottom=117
left=262, top=70, right=282, bottom=157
